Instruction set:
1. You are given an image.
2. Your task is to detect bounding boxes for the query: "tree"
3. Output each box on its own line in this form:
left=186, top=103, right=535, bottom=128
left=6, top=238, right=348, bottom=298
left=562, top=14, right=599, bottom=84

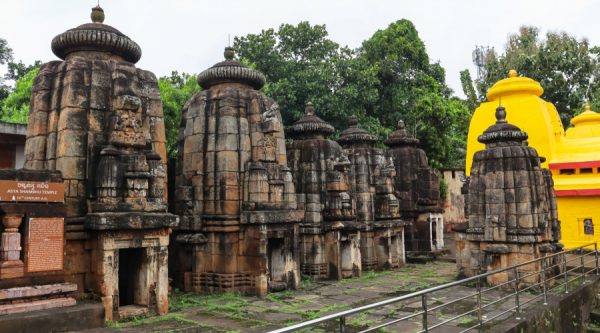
left=0, top=37, right=14, bottom=101
left=234, top=22, right=382, bottom=138
left=460, top=69, right=477, bottom=112
left=0, top=67, right=39, bottom=123
left=158, top=71, right=201, bottom=157
left=469, top=26, right=600, bottom=126
left=0, top=37, right=41, bottom=116
left=359, top=20, right=470, bottom=167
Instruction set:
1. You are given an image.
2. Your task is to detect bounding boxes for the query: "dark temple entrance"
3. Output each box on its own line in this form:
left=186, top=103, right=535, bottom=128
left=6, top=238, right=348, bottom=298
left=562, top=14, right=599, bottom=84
left=118, top=248, right=144, bottom=307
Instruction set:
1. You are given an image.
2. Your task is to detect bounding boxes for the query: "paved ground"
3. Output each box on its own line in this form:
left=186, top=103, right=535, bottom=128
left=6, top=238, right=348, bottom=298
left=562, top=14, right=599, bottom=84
left=79, top=262, right=463, bottom=333
left=76, top=235, right=589, bottom=333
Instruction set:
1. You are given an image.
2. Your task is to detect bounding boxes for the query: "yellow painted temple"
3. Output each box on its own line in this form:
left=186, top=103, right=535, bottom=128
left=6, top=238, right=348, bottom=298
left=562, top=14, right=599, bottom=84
left=466, top=70, right=600, bottom=249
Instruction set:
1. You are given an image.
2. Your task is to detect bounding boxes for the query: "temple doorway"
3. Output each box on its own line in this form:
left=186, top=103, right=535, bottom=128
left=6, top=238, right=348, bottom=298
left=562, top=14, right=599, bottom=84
left=268, top=238, right=286, bottom=291
left=118, top=248, right=144, bottom=307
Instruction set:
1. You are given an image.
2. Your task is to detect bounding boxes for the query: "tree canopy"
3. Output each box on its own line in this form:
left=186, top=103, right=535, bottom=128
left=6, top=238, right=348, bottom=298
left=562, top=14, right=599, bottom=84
left=0, top=37, right=41, bottom=123
left=464, top=26, right=600, bottom=127
left=0, top=67, right=38, bottom=123
left=234, top=21, right=383, bottom=138
left=158, top=71, right=201, bottom=157
left=235, top=20, right=469, bottom=167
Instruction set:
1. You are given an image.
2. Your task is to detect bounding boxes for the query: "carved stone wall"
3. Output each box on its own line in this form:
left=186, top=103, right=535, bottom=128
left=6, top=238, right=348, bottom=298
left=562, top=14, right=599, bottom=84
left=456, top=106, right=561, bottom=286
left=286, top=103, right=358, bottom=280
left=384, top=120, right=444, bottom=255
left=173, top=48, right=302, bottom=296
left=23, top=7, right=177, bottom=320
left=338, top=116, right=406, bottom=270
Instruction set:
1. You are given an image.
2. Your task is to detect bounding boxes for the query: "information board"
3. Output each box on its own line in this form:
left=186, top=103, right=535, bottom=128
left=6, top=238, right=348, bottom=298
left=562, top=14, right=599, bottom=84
left=0, top=180, right=64, bottom=203
left=27, top=218, right=64, bottom=272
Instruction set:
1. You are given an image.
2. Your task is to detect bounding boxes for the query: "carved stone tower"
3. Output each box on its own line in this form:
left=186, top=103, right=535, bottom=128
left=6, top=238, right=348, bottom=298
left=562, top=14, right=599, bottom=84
left=23, top=6, right=178, bottom=320
left=287, top=103, right=359, bottom=280
left=338, top=116, right=406, bottom=270
left=456, top=105, right=561, bottom=285
left=384, top=120, right=444, bottom=256
left=173, top=48, right=303, bottom=295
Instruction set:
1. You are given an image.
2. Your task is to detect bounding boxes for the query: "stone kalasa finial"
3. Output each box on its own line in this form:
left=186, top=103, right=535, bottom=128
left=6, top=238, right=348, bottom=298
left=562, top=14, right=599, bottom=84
left=91, top=5, right=105, bottom=23
left=348, top=115, right=358, bottom=127
left=495, top=105, right=507, bottom=123
left=305, top=101, right=315, bottom=116
left=397, top=119, right=405, bottom=130
left=224, top=47, right=235, bottom=60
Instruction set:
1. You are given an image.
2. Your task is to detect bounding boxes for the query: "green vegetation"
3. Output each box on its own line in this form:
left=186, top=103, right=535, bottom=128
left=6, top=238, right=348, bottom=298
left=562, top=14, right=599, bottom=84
left=462, top=26, right=600, bottom=127
left=0, top=37, right=40, bottom=124
left=157, top=71, right=201, bottom=157
left=235, top=20, right=470, bottom=167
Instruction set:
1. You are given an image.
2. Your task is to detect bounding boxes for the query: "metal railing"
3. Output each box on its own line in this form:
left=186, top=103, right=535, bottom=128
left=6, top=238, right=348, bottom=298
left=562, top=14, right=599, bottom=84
left=269, top=242, right=599, bottom=333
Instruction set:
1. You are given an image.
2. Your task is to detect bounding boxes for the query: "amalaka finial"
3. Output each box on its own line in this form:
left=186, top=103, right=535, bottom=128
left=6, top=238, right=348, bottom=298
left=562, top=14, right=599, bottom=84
left=397, top=119, right=405, bottom=129
left=91, top=5, right=105, bottom=23
left=305, top=101, right=315, bottom=116
left=348, top=115, right=358, bottom=127
left=224, top=47, right=235, bottom=60
left=585, top=103, right=591, bottom=113
left=508, top=69, right=518, bottom=78
left=495, top=105, right=507, bottom=123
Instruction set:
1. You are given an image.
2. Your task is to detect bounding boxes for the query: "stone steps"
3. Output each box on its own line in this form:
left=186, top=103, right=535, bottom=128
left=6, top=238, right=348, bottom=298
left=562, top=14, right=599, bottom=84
left=0, top=282, right=77, bottom=301
left=0, top=301, right=104, bottom=333
left=0, top=297, right=76, bottom=315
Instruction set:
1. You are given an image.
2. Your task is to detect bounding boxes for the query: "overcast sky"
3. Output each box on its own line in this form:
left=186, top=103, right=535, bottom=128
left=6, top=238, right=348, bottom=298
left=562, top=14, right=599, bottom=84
left=1, top=0, right=598, bottom=98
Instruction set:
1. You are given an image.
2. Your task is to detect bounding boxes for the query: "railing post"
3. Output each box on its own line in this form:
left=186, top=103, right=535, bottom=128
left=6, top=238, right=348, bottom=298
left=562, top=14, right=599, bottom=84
left=563, top=252, right=569, bottom=294
left=477, top=276, right=483, bottom=332
left=581, top=252, right=587, bottom=285
left=339, top=316, right=345, bottom=333
left=541, top=255, right=548, bottom=306
left=513, top=267, right=521, bottom=320
left=595, top=243, right=599, bottom=275
left=422, top=294, right=428, bottom=332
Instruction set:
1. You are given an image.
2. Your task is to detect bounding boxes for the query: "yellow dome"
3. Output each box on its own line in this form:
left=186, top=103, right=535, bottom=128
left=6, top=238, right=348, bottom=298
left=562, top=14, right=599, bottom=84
left=570, top=103, right=600, bottom=128
left=486, top=69, right=544, bottom=101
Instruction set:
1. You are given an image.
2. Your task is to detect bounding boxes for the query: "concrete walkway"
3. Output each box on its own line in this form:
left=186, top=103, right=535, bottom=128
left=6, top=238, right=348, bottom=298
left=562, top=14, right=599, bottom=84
left=77, top=260, right=563, bottom=333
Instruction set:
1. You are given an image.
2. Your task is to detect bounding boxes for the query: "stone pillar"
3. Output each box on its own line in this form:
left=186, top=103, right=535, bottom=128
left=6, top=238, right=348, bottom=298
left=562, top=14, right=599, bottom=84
left=156, top=246, right=169, bottom=315
left=0, top=214, right=24, bottom=279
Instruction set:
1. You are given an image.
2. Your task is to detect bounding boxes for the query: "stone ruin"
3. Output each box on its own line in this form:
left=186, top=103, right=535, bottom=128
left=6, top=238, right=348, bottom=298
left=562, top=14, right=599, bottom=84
left=455, top=106, right=561, bottom=285
left=172, top=48, right=303, bottom=296
left=338, top=116, right=406, bottom=271
left=23, top=6, right=178, bottom=319
left=384, top=120, right=444, bottom=256
left=286, top=103, right=358, bottom=280
left=0, top=7, right=458, bottom=328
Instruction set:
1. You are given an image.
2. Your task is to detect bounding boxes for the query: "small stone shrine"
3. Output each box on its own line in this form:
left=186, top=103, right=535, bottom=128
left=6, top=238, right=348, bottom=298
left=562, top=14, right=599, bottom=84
left=287, top=103, right=359, bottom=280
left=384, top=120, right=444, bottom=256
left=338, top=116, right=406, bottom=271
left=173, top=48, right=303, bottom=296
left=23, top=6, right=178, bottom=319
left=455, top=106, right=561, bottom=285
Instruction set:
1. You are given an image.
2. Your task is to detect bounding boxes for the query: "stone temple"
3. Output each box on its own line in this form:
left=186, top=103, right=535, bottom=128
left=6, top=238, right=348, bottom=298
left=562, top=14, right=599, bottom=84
left=338, top=116, right=406, bottom=271
left=384, top=120, right=444, bottom=256
left=23, top=6, right=178, bottom=319
left=455, top=105, right=561, bottom=285
left=286, top=103, right=359, bottom=280
left=0, top=7, right=463, bottom=329
left=172, top=47, right=303, bottom=296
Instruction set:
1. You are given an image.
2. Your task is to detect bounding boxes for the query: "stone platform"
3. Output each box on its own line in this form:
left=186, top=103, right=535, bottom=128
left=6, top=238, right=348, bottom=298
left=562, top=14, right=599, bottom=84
left=0, top=301, right=104, bottom=333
